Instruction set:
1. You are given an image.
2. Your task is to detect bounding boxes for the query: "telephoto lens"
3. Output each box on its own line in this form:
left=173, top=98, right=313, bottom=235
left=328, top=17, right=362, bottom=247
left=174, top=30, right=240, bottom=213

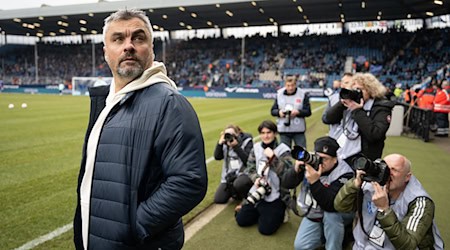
left=291, top=145, right=322, bottom=170
left=246, top=179, right=272, bottom=204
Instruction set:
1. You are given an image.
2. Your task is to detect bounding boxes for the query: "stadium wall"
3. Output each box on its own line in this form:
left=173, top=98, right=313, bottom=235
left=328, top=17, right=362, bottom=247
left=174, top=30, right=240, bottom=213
left=1, top=85, right=326, bottom=99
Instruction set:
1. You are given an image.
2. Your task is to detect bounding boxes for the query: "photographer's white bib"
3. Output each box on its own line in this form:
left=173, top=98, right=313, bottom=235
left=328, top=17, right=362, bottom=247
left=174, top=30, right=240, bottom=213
left=276, top=88, right=307, bottom=133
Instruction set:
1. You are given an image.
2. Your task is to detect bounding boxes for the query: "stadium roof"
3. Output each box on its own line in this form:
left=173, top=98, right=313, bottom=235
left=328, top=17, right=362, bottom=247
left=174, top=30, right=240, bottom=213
left=0, top=0, right=449, bottom=37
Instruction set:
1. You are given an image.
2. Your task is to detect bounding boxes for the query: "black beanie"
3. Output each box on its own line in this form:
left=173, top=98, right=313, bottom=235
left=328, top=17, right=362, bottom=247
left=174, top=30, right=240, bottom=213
left=314, top=136, right=339, bottom=157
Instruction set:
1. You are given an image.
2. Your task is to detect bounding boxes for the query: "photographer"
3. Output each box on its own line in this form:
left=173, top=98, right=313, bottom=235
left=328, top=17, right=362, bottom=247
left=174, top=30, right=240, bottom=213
left=214, top=125, right=254, bottom=204
left=334, top=154, right=444, bottom=249
left=283, top=136, right=354, bottom=250
left=235, top=120, right=293, bottom=235
left=271, top=74, right=312, bottom=148
left=322, top=72, right=353, bottom=139
left=323, top=73, right=395, bottom=162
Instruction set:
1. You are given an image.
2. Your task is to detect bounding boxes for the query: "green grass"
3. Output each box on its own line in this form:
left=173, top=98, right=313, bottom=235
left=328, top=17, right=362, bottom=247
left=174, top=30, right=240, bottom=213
left=1, top=93, right=448, bottom=249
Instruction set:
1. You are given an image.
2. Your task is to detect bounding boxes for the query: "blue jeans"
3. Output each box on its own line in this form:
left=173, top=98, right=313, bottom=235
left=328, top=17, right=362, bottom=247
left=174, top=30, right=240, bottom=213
left=294, top=212, right=354, bottom=250
left=280, top=132, right=306, bottom=148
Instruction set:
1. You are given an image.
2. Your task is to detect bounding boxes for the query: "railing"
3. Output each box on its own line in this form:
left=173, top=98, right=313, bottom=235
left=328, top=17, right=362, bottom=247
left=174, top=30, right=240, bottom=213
left=398, top=102, right=434, bottom=142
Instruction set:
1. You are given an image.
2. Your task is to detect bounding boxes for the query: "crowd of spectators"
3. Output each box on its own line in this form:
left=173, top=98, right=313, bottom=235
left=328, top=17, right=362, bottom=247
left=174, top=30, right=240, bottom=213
left=0, top=27, right=449, bottom=89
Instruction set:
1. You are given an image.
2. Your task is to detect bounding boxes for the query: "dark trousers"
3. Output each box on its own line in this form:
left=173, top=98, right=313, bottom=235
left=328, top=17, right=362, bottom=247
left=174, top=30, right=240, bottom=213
left=214, top=174, right=253, bottom=204
left=435, top=112, right=449, bottom=136
left=235, top=198, right=286, bottom=235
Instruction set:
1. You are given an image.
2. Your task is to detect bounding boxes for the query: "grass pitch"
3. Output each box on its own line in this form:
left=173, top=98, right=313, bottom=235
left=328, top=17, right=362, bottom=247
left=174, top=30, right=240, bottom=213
left=1, top=93, right=448, bottom=249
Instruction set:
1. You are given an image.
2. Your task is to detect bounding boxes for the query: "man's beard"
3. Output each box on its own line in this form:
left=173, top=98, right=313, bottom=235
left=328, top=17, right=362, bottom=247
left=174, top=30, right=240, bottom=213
left=117, top=61, right=144, bottom=79
left=116, top=52, right=145, bottom=79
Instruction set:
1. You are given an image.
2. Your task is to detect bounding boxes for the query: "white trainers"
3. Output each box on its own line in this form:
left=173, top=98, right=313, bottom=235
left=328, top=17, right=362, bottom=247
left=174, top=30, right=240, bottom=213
left=283, top=209, right=290, bottom=223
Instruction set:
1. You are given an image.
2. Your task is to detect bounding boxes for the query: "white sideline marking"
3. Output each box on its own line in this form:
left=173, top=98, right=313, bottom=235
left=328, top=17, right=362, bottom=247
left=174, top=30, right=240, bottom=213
left=184, top=203, right=229, bottom=242
left=14, top=156, right=220, bottom=250
left=16, top=103, right=327, bottom=249
left=14, top=224, right=72, bottom=250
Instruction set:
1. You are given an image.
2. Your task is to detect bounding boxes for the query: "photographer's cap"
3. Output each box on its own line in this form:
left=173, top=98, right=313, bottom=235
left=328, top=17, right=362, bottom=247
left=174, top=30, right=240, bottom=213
left=314, top=136, right=339, bottom=157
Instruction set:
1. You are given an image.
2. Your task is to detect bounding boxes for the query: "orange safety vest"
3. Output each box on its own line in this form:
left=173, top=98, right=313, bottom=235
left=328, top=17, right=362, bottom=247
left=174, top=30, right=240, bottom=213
left=417, top=88, right=436, bottom=110
left=403, top=89, right=415, bottom=105
left=434, top=87, right=450, bottom=113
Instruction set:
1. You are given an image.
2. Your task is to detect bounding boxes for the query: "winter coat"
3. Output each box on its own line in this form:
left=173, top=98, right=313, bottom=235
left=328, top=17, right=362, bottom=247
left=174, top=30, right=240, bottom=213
left=73, top=83, right=207, bottom=250
left=323, top=98, right=395, bottom=161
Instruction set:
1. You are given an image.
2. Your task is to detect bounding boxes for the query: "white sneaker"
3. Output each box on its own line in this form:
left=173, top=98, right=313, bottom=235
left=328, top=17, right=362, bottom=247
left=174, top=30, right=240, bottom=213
left=283, top=209, right=290, bottom=223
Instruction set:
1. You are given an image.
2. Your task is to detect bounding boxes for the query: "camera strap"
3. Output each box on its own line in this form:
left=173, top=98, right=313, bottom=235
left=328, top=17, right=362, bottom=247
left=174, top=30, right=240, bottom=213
left=224, top=145, right=230, bottom=173
left=357, top=187, right=384, bottom=241
left=260, top=156, right=274, bottom=178
left=290, top=181, right=315, bottom=218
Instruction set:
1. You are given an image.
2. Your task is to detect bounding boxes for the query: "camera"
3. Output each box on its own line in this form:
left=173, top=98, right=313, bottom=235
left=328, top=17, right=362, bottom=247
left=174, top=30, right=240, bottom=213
left=225, top=171, right=238, bottom=198
left=246, top=178, right=272, bottom=204
left=224, top=133, right=235, bottom=143
left=291, top=145, right=322, bottom=170
left=352, top=155, right=390, bottom=186
left=340, top=88, right=362, bottom=103
left=283, top=104, right=294, bottom=126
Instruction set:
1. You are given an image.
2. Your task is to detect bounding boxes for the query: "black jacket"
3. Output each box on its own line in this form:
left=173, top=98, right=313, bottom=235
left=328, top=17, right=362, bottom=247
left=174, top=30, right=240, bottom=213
left=213, top=132, right=253, bottom=167
left=282, top=165, right=353, bottom=212
left=73, top=83, right=208, bottom=250
left=323, top=98, right=395, bottom=161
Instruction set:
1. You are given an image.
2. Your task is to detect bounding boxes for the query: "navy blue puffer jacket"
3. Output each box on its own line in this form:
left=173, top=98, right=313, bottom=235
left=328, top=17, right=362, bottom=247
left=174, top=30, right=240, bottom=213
left=74, top=83, right=208, bottom=249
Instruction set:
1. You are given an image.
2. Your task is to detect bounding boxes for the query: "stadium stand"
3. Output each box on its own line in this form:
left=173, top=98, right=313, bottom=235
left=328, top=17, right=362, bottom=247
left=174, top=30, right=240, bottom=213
left=1, top=28, right=449, bottom=90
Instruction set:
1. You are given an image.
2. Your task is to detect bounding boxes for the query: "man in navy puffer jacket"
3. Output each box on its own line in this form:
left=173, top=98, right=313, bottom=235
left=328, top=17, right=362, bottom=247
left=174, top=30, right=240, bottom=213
left=73, top=8, right=207, bottom=250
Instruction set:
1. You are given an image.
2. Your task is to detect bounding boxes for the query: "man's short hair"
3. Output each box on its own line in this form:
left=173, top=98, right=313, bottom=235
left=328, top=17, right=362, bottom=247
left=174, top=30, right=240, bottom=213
left=342, top=72, right=353, bottom=78
left=102, top=8, right=153, bottom=44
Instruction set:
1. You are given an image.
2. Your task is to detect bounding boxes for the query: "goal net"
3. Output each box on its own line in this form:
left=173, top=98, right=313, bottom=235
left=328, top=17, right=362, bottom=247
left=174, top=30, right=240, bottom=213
left=71, top=77, right=113, bottom=96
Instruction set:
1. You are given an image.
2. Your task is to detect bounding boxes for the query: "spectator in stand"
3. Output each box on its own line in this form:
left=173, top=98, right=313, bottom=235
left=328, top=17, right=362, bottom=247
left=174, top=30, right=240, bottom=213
left=434, top=80, right=450, bottom=137
left=213, top=125, right=254, bottom=203
left=271, top=74, right=312, bottom=148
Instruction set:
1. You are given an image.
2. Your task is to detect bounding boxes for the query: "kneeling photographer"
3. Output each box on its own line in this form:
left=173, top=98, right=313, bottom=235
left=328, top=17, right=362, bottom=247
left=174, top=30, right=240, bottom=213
left=282, top=136, right=354, bottom=250
left=334, top=154, right=444, bottom=249
left=213, top=125, right=254, bottom=204
left=235, top=120, right=293, bottom=235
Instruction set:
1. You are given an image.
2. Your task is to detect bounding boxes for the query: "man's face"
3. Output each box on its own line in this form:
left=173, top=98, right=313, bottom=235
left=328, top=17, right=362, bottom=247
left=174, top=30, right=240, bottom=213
left=317, top=152, right=337, bottom=172
left=384, top=156, right=411, bottom=193
left=340, top=75, right=353, bottom=89
left=103, top=18, right=154, bottom=81
left=285, top=77, right=297, bottom=94
left=259, top=127, right=276, bottom=145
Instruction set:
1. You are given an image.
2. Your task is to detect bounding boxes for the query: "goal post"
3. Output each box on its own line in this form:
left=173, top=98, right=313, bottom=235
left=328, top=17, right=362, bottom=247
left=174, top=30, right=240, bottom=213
left=71, top=76, right=113, bottom=96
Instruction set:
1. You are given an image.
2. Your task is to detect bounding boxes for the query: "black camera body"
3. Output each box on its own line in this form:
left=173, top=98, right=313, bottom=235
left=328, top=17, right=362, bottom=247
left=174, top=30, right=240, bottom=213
left=291, top=145, right=322, bottom=170
left=284, top=110, right=292, bottom=126
left=224, top=133, right=236, bottom=143
left=224, top=171, right=238, bottom=198
left=283, top=104, right=294, bottom=126
left=340, top=88, right=363, bottom=103
left=352, top=156, right=390, bottom=186
left=247, top=178, right=272, bottom=204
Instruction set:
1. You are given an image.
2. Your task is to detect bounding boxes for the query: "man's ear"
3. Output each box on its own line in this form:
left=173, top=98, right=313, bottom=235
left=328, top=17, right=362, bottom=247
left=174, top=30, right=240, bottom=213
left=405, top=172, right=412, bottom=183
left=103, top=46, right=108, bottom=62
